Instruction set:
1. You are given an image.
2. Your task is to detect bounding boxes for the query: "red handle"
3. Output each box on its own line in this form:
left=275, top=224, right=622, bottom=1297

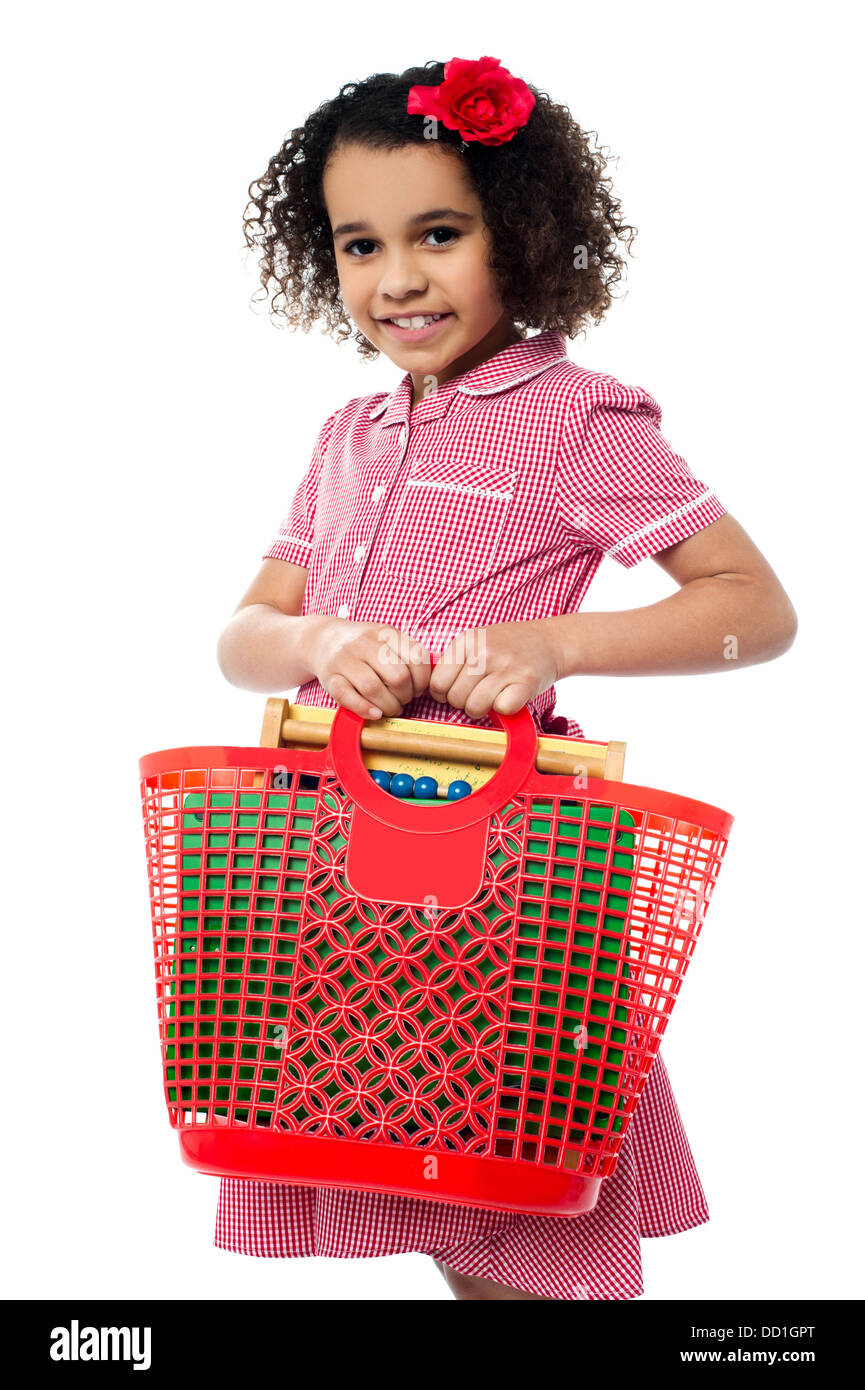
left=328, top=701, right=539, bottom=834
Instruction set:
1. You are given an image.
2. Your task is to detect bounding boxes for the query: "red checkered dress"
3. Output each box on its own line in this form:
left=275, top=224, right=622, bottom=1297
left=215, top=330, right=726, bottom=1299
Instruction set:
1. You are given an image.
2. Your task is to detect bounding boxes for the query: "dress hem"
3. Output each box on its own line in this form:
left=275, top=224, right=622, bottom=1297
left=212, top=1205, right=710, bottom=1260
left=212, top=1235, right=648, bottom=1301
left=639, top=1202, right=710, bottom=1240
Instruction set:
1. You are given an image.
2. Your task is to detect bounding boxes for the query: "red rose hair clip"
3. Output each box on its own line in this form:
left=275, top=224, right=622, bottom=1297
left=407, top=56, right=535, bottom=147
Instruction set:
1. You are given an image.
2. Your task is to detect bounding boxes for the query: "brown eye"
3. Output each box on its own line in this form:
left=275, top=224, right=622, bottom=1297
left=343, top=239, right=377, bottom=257
left=423, top=227, right=460, bottom=246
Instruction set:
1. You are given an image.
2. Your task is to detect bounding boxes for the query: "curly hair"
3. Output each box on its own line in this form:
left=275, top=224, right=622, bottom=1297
left=243, top=61, right=637, bottom=360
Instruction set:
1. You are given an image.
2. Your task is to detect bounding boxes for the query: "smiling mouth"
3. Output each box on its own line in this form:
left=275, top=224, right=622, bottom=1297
left=379, top=312, right=451, bottom=328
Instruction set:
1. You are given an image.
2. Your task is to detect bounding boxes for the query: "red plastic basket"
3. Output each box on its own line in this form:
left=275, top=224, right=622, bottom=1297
left=139, top=704, right=733, bottom=1217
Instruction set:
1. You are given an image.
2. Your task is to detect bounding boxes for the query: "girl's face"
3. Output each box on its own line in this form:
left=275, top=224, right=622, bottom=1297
left=323, top=141, right=519, bottom=393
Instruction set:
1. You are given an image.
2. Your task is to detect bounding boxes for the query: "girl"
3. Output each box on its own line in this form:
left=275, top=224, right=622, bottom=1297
left=215, top=57, right=797, bottom=1301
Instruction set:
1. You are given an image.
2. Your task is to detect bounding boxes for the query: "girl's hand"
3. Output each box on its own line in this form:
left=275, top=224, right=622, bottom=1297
left=298, top=614, right=433, bottom=720
left=428, top=620, right=559, bottom=718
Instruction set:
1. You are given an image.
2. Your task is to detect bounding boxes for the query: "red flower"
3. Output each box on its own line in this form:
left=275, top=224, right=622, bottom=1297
left=407, top=56, right=535, bottom=147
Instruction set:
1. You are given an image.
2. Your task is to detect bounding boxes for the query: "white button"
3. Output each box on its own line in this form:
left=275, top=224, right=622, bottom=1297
left=354, top=544, right=365, bottom=562
left=337, top=603, right=350, bottom=618
left=372, top=484, right=385, bottom=501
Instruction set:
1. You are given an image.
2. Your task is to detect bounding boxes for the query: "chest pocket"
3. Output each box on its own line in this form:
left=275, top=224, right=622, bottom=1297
left=377, top=455, right=516, bottom=589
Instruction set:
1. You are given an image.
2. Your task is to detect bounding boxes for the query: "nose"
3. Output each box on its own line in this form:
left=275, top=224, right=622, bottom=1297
left=377, top=250, right=427, bottom=303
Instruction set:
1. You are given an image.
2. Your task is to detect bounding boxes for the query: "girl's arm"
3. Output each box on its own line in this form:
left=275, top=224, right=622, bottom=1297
left=543, top=514, right=797, bottom=678
left=216, top=557, right=432, bottom=716
left=216, top=559, right=331, bottom=692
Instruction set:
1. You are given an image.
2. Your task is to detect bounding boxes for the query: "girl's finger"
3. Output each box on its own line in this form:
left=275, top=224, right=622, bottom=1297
left=348, top=661, right=405, bottom=717
left=372, top=630, right=418, bottom=705
left=440, top=663, right=489, bottom=713
left=406, top=641, right=433, bottom=700
left=428, top=651, right=459, bottom=702
left=490, top=680, right=532, bottom=716
left=452, top=673, right=532, bottom=719
left=326, top=672, right=386, bottom=721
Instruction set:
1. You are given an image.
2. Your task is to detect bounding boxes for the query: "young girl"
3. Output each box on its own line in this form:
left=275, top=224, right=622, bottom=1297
left=215, top=56, right=797, bottom=1301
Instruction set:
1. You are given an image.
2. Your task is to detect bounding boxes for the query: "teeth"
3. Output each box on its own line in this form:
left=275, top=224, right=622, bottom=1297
left=389, top=314, right=443, bottom=328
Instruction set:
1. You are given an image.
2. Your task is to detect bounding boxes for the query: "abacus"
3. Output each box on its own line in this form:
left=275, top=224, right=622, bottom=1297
left=139, top=701, right=732, bottom=1217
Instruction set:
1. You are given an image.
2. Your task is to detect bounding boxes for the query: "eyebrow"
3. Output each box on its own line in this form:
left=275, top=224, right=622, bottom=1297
left=331, top=208, right=476, bottom=238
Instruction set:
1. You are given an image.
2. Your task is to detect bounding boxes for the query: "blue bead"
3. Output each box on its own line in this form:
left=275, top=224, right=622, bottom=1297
left=414, top=776, right=438, bottom=799
left=370, top=769, right=392, bottom=791
left=447, top=780, right=472, bottom=801
left=390, top=773, right=415, bottom=798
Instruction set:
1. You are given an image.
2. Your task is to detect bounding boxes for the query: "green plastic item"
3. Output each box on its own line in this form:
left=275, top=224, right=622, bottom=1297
left=503, top=800, right=636, bottom=1151
left=165, top=789, right=314, bottom=1122
left=166, top=787, right=637, bottom=1152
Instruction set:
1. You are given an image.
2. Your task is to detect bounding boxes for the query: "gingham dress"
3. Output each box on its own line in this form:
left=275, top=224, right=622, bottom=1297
left=214, top=330, right=726, bottom=1299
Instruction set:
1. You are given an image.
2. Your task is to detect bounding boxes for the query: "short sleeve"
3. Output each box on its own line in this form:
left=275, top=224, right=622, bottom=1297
left=556, top=376, right=727, bottom=568
left=262, top=407, right=342, bottom=566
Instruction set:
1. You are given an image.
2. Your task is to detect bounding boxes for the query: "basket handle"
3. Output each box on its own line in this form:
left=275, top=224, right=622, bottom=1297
left=328, top=701, right=539, bottom=834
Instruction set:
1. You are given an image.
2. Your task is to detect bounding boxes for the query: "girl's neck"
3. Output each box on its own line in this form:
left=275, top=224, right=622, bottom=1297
left=410, top=317, right=522, bottom=411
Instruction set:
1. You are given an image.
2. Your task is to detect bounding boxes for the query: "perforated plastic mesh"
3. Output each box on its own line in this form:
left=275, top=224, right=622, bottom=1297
left=140, top=763, right=727, bottom=1179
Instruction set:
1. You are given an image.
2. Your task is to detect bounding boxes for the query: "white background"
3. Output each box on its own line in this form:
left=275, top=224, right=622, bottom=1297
left=3, top=0, right=862, bottom=1301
